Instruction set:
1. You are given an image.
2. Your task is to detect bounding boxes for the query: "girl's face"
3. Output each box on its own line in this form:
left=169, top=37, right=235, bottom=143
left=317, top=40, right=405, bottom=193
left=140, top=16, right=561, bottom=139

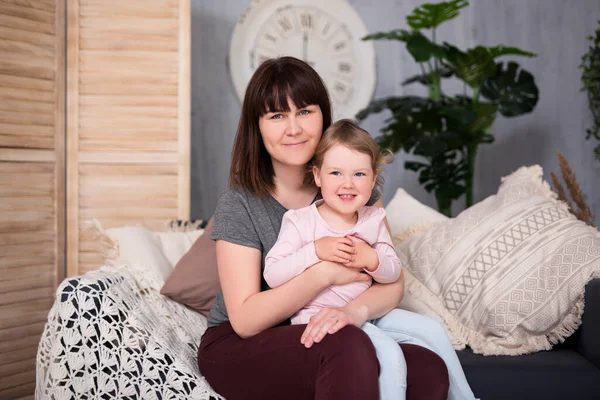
left=313, top=144, right=376, bottom=216
left=258, top=99, right=323, bottom=169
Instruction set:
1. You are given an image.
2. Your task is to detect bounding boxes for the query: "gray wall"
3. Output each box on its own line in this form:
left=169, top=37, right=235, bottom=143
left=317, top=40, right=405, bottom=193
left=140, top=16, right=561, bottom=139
left=191, top=0, right=600, bottom=224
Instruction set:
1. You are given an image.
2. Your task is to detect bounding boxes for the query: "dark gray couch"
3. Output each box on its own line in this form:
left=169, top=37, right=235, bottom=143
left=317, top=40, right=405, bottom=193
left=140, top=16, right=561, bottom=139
left=457, top=278, right=600, bottom=400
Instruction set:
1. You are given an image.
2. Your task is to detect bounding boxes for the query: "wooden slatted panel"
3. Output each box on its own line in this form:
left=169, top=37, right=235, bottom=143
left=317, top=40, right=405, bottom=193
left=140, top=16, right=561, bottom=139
left=0, top=0, right=57, bottom=150
left=78, top=163, right=179, bottom=273
left=0, top=163, right=59, bottom=399
left=67, top=0, right=190, bottom=276
left=78, top=0, right=180, bottom=153
left=0, top=0, right=65, bottom=398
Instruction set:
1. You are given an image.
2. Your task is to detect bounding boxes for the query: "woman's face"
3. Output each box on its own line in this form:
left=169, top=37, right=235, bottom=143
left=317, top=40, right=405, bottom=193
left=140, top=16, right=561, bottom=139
left=258, top=98, right=323, bottom=169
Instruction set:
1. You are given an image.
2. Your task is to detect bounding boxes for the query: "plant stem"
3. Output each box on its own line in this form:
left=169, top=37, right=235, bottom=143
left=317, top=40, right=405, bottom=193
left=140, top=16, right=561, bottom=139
left=432, top=28, right=438, bottom=71
left=427, top=60, right=441, bottom=100
left=436, top=193, right=452, bottom=217
left=472, top=87, right=481, bottom=104
left=465, top=143, right=478, bottom=208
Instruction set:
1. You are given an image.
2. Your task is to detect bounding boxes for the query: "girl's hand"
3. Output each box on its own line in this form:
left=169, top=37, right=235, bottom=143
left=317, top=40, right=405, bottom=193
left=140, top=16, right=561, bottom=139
left=314, top=236, right=356, bottom=264
left=344, top=235, right=379, bottom=272
left=300, top=306, right=365, bottom=348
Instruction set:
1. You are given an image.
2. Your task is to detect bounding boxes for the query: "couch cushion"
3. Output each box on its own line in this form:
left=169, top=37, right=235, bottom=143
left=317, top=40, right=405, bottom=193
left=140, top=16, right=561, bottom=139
left=160, top=217, right=220, bottom=316
left=395, top=165, right=600, bottom=355
left=384, top=187, right=448, bottom=237
left=458, top=348, right=600, bottom=400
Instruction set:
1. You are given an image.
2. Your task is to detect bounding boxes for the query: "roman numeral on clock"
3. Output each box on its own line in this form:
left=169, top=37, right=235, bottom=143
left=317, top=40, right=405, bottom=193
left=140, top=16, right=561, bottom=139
left=278, top=17, right=292, bottom=32
left=334, top=41, right=347, bottom=51
left=300, top=13, right=313, bottom=29
left=339, top=62, right=352, bottom=73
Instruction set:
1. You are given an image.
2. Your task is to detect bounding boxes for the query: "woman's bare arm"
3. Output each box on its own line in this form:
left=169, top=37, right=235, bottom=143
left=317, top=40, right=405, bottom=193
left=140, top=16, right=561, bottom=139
left=217, top=240, right=370, bottom=338
left=345, top=270, right=405, bottom=325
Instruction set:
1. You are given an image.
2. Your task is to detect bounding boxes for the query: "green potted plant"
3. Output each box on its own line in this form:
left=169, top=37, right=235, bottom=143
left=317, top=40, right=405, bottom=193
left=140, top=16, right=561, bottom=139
left=356, top=0, right=539, bottom=216
left=580, top=20, right=600, bottom=160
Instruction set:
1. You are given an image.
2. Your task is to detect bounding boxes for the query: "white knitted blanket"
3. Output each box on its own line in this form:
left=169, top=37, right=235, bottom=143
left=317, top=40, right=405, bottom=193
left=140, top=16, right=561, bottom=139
left=36, top=265, right=224, bottom=400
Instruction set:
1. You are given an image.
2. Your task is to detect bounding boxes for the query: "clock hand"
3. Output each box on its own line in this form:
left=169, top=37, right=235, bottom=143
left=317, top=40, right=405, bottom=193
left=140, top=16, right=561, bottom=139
left=303, top=32, right=308, bottom=62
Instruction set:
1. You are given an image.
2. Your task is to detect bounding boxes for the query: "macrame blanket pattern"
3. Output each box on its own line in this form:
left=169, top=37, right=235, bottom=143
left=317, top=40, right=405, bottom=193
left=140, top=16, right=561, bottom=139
left=36, top=264, right=224, bottom=400
left=395, top=165, right=600, bottom=355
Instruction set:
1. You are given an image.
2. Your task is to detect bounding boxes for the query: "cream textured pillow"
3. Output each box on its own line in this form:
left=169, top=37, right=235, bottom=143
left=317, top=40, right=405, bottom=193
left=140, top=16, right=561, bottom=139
left=395, top=166, right=600, bottom=355
left=156, top=230, right=204, bottom=267
left=385, top=187, right=448, bottom=237
left=385, top=188, right=457, bottom=343
left=83, top=220, right=204, bottom=291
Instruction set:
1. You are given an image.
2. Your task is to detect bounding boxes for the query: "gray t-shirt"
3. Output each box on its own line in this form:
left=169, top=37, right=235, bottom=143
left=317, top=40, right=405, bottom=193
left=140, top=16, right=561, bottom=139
left=206, top=186, right=380, bottom=328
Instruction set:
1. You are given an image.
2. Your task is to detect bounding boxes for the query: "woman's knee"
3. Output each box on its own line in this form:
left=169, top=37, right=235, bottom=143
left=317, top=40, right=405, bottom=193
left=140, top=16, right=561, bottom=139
left=320, top=325, right=379, bottom=369
left=401, top=343, right=449, bottom=400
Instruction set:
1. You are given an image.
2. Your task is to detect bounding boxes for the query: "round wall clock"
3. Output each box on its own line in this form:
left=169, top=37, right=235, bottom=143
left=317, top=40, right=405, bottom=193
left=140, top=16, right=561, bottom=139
left=228, top=0, right=376, bottom=120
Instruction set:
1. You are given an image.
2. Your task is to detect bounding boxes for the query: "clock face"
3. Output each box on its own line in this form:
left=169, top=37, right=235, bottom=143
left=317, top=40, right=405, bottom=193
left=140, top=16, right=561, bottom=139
left=229, top=0, right=376, bottom=120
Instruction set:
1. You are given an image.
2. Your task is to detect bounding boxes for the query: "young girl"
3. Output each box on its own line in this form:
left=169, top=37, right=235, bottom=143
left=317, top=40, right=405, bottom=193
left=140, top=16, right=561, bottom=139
left=264, top=119, right=477, bottom=400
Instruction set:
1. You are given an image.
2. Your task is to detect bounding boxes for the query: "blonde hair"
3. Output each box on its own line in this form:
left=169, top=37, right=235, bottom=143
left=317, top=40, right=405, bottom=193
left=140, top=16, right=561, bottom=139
left=311, top=119, right=393, bottom=189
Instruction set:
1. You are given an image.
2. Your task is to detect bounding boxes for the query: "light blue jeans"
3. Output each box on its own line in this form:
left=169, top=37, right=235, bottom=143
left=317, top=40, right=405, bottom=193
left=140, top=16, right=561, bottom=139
left=362, top=309, right=477, bottom=400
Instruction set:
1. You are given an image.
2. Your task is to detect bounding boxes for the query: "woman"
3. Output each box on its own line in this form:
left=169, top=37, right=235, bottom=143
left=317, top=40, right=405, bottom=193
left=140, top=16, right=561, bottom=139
left=197, top=56, right=450, bottom=400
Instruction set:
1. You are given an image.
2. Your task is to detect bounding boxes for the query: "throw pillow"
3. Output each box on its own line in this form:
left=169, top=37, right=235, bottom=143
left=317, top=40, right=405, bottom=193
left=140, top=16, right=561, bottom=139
left=395, top=165, right=600, bottom=355
left=81, top=219, right=205, bottom=291
left=160, top=217, right=220, bottom=316
left=385, top=188, right=459, bottom=345
left=385, top=188, right=448, bottom=237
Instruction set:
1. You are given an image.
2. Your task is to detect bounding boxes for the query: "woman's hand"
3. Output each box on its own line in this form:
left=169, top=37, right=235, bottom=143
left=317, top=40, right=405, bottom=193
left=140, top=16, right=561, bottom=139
left=344, top=235, right=379, bottom=272
left=314, top=236, right=356, bottom=264
left=300, top=305, right=368, bottom=348
left=315, top=260, right=372, bottom=286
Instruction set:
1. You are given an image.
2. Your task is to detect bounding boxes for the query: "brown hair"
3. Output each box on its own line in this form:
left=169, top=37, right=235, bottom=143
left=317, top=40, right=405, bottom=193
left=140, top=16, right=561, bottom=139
left=229, top=57, right=332, bottom=195
left=311, top=119, right=392, bottom=189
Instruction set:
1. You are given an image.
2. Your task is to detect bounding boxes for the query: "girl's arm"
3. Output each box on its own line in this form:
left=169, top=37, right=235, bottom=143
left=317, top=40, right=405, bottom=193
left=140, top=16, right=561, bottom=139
left=367, top=213, right=403, bottom=283
left=217, top=240, right=371, bottom=339
left=349, top=198, right=404, bottom=321
left=263, top=212, right=320, bottom=288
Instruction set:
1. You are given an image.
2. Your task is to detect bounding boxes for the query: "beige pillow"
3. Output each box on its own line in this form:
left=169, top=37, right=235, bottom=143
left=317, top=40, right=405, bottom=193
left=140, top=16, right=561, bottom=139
left=385, top=187, right=448, bottom=237
left=395, top=165, right=600, bottom=355
left=385, top=189, right=458, bottom=345
left=160, top=217, right=220, bottom=316
left=81, top=220, right=206, bottom=291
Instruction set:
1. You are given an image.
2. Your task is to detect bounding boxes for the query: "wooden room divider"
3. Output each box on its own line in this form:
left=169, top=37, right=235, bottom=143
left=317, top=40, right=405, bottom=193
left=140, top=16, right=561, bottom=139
left=66, top=0, right=190, bottom=276
left=0, top=0, right=190, bottom=397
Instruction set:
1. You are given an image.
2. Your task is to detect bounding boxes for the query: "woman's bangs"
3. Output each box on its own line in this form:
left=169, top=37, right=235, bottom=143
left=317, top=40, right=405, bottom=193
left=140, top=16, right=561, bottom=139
left=287, top=72, right=321, bottom=109
left=256, top=67, right=320, bottom=116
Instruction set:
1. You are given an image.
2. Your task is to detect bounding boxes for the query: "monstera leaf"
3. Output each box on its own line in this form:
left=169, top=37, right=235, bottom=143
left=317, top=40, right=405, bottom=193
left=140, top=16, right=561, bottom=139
left=481, top=61, right=539, bottom=117
left=442, top=44, right=497, bottom=88
left=439, top=99, right=498, bottom=137
left=363, top=30, right=446, bottom=63
left=405, top=149, right=468, bottom=216
left=356, top=96, right=430, bottom=121
left=406, top=31, right=448, bottom=62
left=402, top=68, right=453, bottom=86
left=487, top=45, right=536, bottom=59
left=362, top=29, right=412, bottom=42
left=406, top=0, right=468, bottom=30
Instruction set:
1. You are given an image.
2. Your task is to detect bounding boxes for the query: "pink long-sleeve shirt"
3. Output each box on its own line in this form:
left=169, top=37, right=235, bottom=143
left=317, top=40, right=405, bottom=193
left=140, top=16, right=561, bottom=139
left=264, top=201, right=402, bottom=324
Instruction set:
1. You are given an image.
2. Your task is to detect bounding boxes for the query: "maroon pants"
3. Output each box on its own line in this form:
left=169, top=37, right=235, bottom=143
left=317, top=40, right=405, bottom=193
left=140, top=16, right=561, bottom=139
left=198, top=322, right=449, bottom=400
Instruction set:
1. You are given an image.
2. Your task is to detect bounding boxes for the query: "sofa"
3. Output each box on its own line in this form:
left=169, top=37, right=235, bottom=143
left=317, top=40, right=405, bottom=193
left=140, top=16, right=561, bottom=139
left=36, top=264, right=600, bottom=400
left=456, top=278, right=600, bottom=400
left=37, top=175, right=600, bottom=399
